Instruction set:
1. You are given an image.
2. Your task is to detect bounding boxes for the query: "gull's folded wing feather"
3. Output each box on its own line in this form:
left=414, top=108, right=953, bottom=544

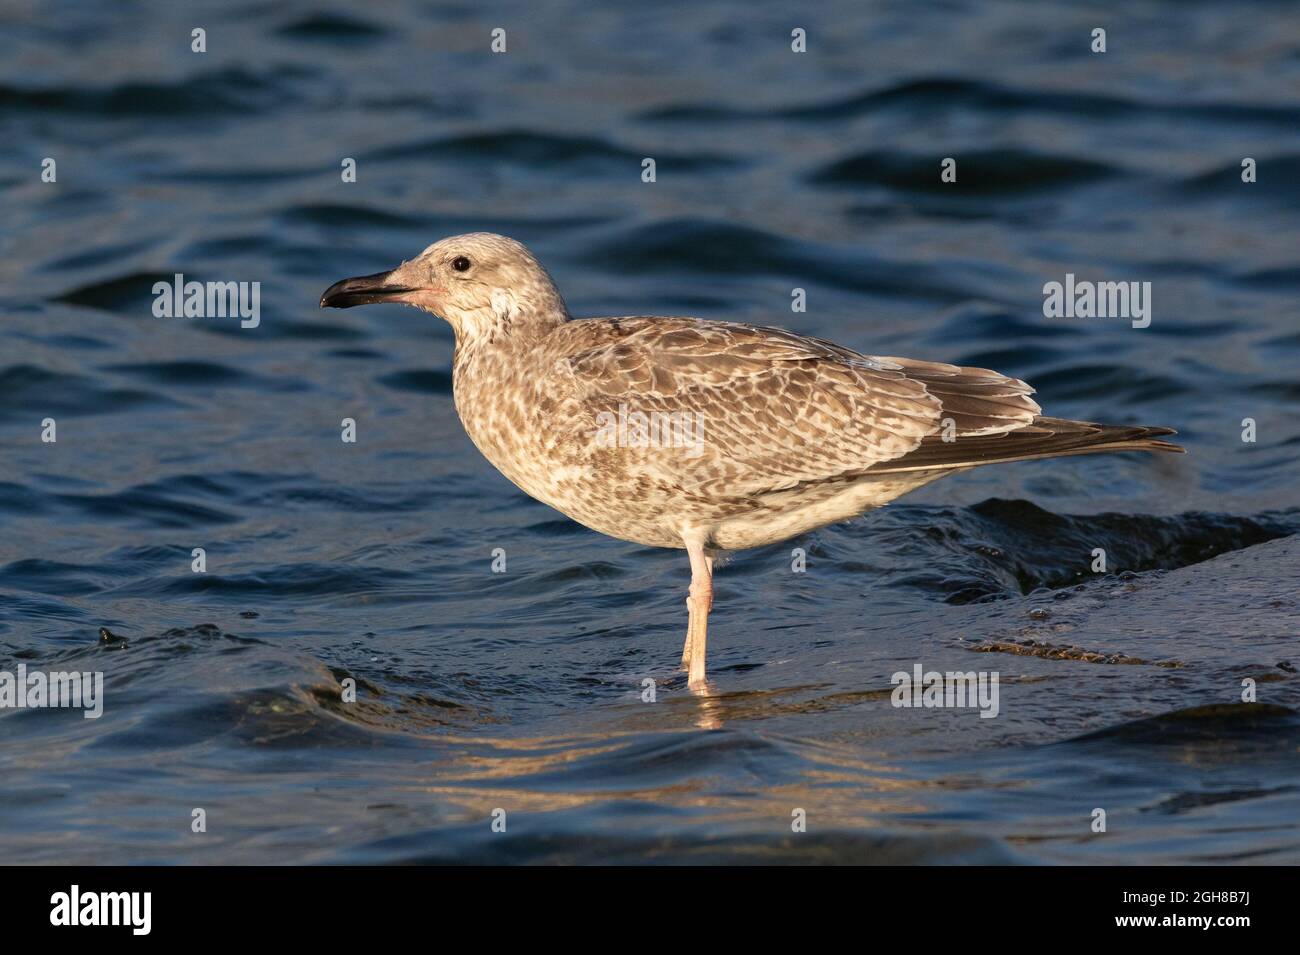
left=543, top=318, right=1041, bottom=497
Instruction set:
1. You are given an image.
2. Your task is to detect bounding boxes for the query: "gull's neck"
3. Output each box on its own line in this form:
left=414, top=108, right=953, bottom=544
left=451, top=305, right=567, bottom=371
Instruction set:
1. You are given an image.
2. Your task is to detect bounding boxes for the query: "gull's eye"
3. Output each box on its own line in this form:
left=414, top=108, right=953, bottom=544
left=451, top=256, right=471, bottom=272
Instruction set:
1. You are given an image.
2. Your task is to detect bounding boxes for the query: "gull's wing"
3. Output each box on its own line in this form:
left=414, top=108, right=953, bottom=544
left=543, top=317, right=1041, bottom=497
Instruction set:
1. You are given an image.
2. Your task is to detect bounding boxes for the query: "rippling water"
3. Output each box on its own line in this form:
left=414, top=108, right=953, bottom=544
left=2, top=0, right=1298, bottom=864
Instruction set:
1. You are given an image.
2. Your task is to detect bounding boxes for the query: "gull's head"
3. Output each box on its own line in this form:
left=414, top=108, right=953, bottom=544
left=320, top=232, right=568, bottom=339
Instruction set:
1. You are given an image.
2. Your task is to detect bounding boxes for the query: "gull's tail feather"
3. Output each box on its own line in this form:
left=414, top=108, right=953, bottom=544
left=864, top=416, right=1185, bottom=474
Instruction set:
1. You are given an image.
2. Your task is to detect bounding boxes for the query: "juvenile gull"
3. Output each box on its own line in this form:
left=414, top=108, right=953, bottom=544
left=322, top=233, right=1183, bottom=691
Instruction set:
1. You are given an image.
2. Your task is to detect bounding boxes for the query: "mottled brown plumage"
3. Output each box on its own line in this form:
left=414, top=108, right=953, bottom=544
left=322, top=233, right=1183, bottom=690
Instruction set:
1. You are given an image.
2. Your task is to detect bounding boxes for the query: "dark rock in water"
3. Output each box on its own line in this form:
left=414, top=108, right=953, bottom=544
left=965, top=637, right=1180, bottom=667
left=1068, top=703, right=1298, bottom=745
left=1145, top=785, right=1299, bottom=816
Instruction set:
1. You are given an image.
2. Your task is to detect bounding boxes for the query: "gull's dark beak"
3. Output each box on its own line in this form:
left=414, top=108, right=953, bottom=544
left=319, top=271, right=416, bottom=308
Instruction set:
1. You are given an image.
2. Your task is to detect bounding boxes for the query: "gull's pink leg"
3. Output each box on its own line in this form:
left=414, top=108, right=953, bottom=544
left=683, top=537, right=714, bottom=690
left=680, top=552, right=714, bottom=669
